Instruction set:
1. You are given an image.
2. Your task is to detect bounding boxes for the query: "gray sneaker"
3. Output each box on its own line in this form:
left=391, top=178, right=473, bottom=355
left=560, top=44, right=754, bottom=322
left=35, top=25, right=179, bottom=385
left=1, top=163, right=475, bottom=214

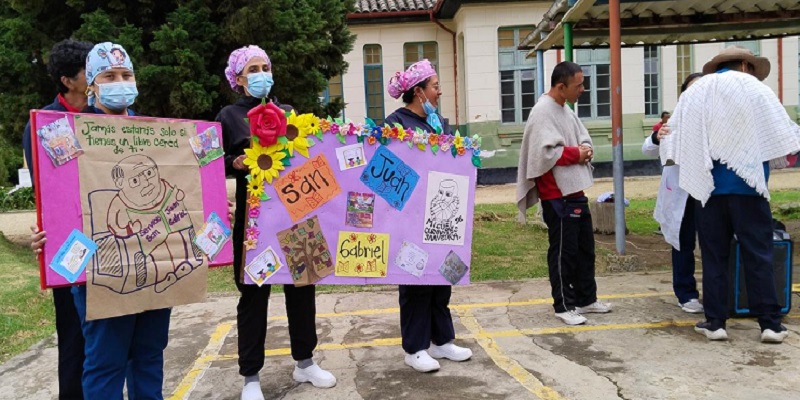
left=679, top=299, right=704, bottom=314
left=576, top=301, right=612, bottom=314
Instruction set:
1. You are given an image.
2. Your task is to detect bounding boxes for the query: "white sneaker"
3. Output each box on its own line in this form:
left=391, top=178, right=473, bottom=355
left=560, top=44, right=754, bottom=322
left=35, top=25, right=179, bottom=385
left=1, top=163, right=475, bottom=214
left=292, top=363, right=337, bottom=388
left=555, top=310, right=587, bottom=325
left=679, top=299, right=704, bottom=314
left=404, top=350, right=440, bottom=372
left=241, top=381, right=265, bottom=400
left=576, top=301, right=612, bottom=314
left=694, top=321, right=728, bottom=341
left=761, top=327, right=789, bottom=343
left=428, top=342, right=472, bottom=361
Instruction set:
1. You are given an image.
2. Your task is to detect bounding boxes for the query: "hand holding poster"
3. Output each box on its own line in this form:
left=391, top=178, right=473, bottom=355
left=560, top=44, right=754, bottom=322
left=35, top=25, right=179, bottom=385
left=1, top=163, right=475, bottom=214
left=32, top=110, right=232, bottom=320
left=242, top=115, right=482, bottom=286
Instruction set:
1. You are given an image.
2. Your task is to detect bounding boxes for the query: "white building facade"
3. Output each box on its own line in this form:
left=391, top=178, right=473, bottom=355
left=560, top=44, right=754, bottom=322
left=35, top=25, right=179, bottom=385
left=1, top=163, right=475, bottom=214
left=338, top=1, right=800, bottom=169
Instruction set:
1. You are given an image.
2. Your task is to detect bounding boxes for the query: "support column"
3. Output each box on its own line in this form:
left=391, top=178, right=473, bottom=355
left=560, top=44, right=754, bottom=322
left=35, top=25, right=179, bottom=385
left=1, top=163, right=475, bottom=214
left=609, top=0, right=625, bottom=254
left=536, top=50, right=545, bottom=98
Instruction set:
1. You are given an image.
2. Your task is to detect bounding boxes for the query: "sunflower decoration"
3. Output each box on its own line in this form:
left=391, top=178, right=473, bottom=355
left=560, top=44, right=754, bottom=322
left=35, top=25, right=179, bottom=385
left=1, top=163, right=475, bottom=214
left=243, top=141, right=287, bottom=184
left=282, top=111, right=314, bottom=158
left=246, top=176, right=265, bottom=198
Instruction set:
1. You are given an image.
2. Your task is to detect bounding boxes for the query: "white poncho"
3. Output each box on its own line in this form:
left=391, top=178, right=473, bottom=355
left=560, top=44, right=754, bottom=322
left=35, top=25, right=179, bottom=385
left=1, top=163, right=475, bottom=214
left=660, top=71, right=800, bottom=205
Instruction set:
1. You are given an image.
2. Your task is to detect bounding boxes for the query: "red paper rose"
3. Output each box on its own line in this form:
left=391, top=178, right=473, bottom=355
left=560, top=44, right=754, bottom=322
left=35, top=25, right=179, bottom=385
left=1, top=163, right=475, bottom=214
left=247, top=102, right=287, bottom=146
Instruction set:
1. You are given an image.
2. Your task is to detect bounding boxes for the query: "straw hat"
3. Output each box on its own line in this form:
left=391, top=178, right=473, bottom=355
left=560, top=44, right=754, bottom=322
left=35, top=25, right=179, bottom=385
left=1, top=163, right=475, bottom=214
left=702, top=46, right=770, bottom=81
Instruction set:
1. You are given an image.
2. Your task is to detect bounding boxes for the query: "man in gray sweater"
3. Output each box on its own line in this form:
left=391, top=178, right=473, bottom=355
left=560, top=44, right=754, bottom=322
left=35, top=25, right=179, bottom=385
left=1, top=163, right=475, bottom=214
left=516, top=62, right=612, bottom=325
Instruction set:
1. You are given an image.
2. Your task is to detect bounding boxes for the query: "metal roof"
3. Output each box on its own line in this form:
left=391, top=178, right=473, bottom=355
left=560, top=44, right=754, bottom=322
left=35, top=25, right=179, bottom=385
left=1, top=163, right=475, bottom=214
left=352, top=0, right=437, bottom=14
left=520, top=0, right=800, bottom=54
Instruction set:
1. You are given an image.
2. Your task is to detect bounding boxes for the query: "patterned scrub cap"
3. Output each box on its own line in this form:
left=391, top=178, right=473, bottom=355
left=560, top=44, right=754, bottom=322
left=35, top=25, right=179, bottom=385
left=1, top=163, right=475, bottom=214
left=225, top=45, right=271, bottom=93
left=85, top=42, right=134, bottom=85
left=387, top=59, right=437, bottom=99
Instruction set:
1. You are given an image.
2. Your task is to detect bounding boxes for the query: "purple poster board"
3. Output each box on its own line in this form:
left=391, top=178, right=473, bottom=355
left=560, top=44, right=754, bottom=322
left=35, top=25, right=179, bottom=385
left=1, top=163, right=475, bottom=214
left=32, top=110, right=233, bottom=289
left=244, top=132, right=477, bottom=286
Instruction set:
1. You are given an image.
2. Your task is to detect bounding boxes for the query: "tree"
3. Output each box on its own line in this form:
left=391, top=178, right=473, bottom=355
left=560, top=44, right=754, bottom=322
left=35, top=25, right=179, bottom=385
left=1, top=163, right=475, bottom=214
left=0, top=0, right=355, bottom=184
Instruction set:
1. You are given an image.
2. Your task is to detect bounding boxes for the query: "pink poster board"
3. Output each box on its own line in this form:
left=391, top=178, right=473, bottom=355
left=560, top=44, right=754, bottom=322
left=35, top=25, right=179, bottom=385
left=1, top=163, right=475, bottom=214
left=244, top=132, right=477, bottom=286
left=32, top=110, right=233, bottom=289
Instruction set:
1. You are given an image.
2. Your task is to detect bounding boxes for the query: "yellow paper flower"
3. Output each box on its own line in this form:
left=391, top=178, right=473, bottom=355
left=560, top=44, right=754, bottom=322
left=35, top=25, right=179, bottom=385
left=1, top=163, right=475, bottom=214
left=243, top=142, right=287, bottom=184
left=247, top=177, right=265, bottom=198
left=285, top=111, right=312, bottom=158
left=453, top=135, right=464, bottom=147
left=305, top=114, right=321, bottom=135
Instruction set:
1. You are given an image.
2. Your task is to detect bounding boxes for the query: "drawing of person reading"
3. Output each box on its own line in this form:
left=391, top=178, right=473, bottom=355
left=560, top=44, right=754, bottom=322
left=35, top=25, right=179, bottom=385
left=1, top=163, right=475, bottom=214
left=429, top=179, right=460, bottom=222
left=106, top=155, right=202, bottom=293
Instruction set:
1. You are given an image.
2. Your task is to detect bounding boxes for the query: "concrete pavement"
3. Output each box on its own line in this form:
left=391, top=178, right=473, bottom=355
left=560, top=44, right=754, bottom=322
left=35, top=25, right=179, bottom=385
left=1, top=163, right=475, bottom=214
left=1, top=273, right=799, bottom=400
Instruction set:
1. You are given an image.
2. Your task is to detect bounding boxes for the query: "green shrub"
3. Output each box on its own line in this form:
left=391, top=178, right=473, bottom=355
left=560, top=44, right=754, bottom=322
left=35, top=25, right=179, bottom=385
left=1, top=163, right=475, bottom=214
left=0, top=186, right=35, bottom=211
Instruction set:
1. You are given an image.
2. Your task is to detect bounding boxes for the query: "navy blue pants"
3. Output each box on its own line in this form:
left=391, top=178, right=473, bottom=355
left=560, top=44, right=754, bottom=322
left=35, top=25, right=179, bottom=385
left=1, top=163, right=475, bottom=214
left=672, top=198, right=699, bottom=304
left=695, top=195, right=783, bottom=330
left=234, top=264, right=318, bottom=377
left=53, top=286, right=84, bottom=400
left=541, top=198, right=598, bottom=313
left=72, top=286, right=171, bottom=400
left=399, top=285, right=455, bottom=354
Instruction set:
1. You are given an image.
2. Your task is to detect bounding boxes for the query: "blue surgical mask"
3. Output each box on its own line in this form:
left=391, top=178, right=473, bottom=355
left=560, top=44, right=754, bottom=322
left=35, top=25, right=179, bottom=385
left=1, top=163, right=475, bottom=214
left=96, top=81, right=138, bottom=111
left=420, top=94, right=443, bottom=133
left=247, top=72, right=273, bottom=98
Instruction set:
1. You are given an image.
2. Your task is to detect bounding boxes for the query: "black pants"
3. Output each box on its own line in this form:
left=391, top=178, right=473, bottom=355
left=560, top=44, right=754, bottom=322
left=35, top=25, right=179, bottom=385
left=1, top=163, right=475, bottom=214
left=542, top=197, right=597, bottom=313
left=672, top=198, right=699, bottom=304
left=695, top=195, right=783, bottom=330
left=234, top=264, right=318, bottom=377
left=399, top=285, right=455, bottom=354
left=53, top=286, right=84, bottom=400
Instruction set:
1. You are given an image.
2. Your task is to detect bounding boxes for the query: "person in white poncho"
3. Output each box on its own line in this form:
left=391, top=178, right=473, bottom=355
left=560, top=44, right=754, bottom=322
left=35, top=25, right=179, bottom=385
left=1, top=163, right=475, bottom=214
left=662, top=46, right=800, bottom=344
left=642, top=72, right=704, bottom=314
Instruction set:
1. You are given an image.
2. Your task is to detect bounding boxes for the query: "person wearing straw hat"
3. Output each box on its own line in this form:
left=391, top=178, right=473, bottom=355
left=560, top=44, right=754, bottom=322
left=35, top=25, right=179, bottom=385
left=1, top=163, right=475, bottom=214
left=663, top=46, right=800, bottom=343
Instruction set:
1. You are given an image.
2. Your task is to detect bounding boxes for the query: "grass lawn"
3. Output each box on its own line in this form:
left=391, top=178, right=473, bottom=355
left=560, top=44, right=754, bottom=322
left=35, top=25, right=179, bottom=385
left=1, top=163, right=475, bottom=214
left=3, top=190, right=800, bottom=362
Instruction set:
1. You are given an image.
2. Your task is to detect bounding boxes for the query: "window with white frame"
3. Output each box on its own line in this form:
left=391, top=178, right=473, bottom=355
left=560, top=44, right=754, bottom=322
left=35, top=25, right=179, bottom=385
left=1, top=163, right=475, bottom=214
left=319, top=74, right=344, bottom=117
left=644, top=45, right=661, bottom=117
left=676, top=44, right=693, bottom=94
left=726, top=40, right=760, bottom=56
left=363, top=44, right=384, bottom=124
left=404, top=42, right=438, bottom=73
left=498, top=27, right=536, bottom=124
left=576, top=49, right=610, bottom=119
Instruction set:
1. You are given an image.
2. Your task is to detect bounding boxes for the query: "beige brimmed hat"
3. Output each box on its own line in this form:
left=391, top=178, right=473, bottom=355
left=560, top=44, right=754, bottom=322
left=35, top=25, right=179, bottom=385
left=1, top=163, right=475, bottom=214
left=702, top=46, right=770, bottom=81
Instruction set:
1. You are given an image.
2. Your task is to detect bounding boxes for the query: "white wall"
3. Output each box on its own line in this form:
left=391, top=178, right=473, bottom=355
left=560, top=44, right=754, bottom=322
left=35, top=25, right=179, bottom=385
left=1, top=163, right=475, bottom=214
left=344, top=23, right=456, bottom=123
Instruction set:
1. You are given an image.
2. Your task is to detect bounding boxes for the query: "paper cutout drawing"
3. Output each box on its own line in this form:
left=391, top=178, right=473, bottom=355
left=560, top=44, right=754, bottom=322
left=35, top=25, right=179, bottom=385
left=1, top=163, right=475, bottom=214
left=439, top=250, right=468, bottom=285
left=423, top=171, right=469, bottom=245
left=193, top=211, right=231, bottom=261
left=50, top=229, right=98, bottom=283
left=36, top=116, right=84, bottom=166
left=276, top=216, right=334, bottom=286
left=345, top=192, right=375, bottom=228
left=360, top=146, right=419, bottom=211
left=245, top=246, right=282, bottom=286
left=394, top=241, right=428, bottom=278
left=274, top=154, right=342, bottom=222
left=335, top=232, right=389, bottom=277
left=189, top=126, right=224, bottom=166
left=91, top=154, right=204, bottom=294
left=335, top=143, right=367, bottom=170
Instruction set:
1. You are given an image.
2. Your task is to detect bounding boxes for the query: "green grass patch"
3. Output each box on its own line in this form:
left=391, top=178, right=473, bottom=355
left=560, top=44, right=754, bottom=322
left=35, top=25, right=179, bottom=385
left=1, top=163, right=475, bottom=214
left=0, top=235, right=55, bottom=363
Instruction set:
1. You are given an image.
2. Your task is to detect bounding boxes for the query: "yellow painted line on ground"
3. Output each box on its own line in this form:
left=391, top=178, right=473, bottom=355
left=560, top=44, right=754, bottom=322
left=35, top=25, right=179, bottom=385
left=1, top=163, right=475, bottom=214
left=792, top=283, right=800, bottom=293
left=267, top=291, right=670, bottom=321
left=458, top=308, right=565, bottom=400
left=168, top=323, right=232, bottom=400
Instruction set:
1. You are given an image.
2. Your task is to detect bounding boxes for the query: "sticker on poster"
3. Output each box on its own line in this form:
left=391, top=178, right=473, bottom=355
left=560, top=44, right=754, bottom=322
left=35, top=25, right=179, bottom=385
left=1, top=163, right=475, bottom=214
left=37, top=116, right=84, bottom=167
left=439, top=251, right=468, bottom=285
left=50, top=229, right=97, bottom=283
left=423, top=171, right=469, bottom=245
left=189, top=126, right=224, bottom=166
left=245, top=246, right=282, bottom=286
left=394, top=241, right=428, bottom=278
left=345, top=191, right=375, bottom=228
left=276, top=216, right=334, bottom=286
left=192, top=211, right=231, bottom=261
left=274, top=154, right=342, bottom=222
left=335, top=232, right=389, bottom=277
left=360, top=146, right=419, bottom=211
left=335, top=143, right=367, bottom=171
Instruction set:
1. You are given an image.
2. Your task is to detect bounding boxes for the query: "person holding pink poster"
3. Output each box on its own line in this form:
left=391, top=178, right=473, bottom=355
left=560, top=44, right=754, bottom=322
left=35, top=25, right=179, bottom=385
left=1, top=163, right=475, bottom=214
left=384, top=60, right=473, bottom=373
left=216, top=45, right=335, bottom=400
